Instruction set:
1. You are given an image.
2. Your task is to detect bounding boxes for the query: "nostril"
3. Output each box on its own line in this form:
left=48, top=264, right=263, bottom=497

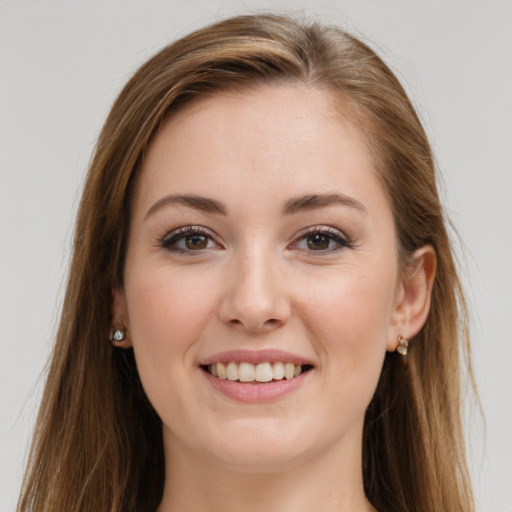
left=229, top=318, right=273, bottom=325
left=226, top=317, right=282, bottom=333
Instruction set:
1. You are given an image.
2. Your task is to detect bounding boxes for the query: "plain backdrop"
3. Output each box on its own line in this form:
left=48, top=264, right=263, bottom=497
left=1, top=1, right=511, bottom=511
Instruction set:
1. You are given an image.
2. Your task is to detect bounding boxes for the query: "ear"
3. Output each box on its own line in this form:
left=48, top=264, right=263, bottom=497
left=111, top=287, right=132, bottom=348
left=386, top=245, right=437, bottom=351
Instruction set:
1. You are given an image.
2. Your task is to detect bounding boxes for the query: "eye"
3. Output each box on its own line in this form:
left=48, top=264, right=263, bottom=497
left=292, top=227, right=352, bottom=253
left=161, top=226, right=219, bottom=253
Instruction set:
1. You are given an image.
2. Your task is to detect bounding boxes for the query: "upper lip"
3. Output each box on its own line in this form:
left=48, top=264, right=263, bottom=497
left=199, top=349, right=314, bottom=366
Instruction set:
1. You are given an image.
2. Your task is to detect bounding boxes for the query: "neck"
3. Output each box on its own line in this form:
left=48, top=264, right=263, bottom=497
left=157, top=428, right=376, bottom=512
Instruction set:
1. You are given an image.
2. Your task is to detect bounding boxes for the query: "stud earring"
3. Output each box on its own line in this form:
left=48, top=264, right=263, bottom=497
left=111, top=329, right=125, bottom=343
left=397, top=335, right=409, bottom=356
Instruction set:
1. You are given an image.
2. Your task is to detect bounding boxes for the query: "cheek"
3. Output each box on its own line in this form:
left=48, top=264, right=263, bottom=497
left=298, top=265, right=396, bottom=347
left=124, top=265, right=219, bottom=400
left=294, top=261, right=397, bottom=401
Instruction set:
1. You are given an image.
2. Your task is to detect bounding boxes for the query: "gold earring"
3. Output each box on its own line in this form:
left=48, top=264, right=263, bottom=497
left=397, top=335, right=409, bottom=356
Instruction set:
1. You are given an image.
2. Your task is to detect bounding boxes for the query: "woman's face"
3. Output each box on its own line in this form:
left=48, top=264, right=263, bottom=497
left=115, top=85, right=407, bottom=471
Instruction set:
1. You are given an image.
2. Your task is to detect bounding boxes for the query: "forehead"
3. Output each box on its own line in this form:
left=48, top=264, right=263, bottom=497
left=154, top=85, right=343, bottom=160
left=135, top=85, right=389, bottom=220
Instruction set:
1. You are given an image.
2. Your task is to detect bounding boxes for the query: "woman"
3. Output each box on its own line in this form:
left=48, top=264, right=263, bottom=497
left=17, top=13, right=475, bottom=512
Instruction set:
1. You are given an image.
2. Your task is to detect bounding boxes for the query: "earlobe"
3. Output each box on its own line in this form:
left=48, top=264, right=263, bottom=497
left=111, top=288, right=132, bottom=348
left=387, top=245, right=437, bottom=351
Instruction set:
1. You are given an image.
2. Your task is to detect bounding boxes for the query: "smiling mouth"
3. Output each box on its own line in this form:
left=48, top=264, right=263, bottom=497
left=201, top=361, right=314, bottom=383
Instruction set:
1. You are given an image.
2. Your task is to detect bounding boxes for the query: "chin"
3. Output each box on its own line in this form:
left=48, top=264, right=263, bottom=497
left=210, top=445, right=309, bottom=474
left=194, top=419, right=323, bottom=473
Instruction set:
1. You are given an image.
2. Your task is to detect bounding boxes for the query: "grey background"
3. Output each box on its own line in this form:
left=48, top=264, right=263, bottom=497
left=1, top=1, right=511, bottom=511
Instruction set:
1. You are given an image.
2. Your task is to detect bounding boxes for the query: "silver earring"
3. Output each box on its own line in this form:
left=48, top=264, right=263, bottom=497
left=397, top=335, right=409, bottom=356
left=111, top=329, right=125, bottom=343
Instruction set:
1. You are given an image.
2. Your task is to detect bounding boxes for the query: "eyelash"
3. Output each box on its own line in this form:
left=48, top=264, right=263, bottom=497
left=159, top=225, right=353, bottom=255
left=292, top=226, right=353, bottom=254
left=160, top=226, right=219, bottom=254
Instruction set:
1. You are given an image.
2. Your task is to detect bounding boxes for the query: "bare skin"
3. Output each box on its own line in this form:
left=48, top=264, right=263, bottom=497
left=113, top=85, right=435, bottom=512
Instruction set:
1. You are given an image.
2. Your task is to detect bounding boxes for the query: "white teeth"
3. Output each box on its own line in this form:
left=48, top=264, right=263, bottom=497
left=255, top=362, right=273, bottom=382
left=207, top=361, right=308, bottom=382
left=272, top=361, right=285, bottom=380
left=284, top=363, right=295, bottom=380
left=217, top=362, right=227, bottom=380
left=239, top=362, right=255, bottom=382
left=226, top=361, right=239, bottom=381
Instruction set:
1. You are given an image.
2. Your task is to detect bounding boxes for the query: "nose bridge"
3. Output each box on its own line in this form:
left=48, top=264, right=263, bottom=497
left=220, top=239, right=289, bottom=332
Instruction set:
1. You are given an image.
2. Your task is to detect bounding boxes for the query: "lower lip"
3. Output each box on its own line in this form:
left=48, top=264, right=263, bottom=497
left=201, top=369, right=311, bottom=402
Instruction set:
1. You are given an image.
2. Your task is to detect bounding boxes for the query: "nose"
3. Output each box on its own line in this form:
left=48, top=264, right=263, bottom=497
left=219, top=248, right=291, bottom=333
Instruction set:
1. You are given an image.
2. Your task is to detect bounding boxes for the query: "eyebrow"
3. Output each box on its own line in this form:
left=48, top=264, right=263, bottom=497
left=282, top=193, right=368, bottom=215
left=145, top=192, right=367, bottom=220
left=145, top=194, right=227, bottom=219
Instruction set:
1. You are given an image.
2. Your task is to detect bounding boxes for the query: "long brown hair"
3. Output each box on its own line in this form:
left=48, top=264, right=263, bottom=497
left=18, top=14, right=475, bottom=512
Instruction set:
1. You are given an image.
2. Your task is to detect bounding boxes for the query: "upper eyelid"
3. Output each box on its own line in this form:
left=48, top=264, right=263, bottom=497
left=290, top=225, right=353, bottom=251
left=294, top=225, right=348, bottom=239
left=160, top=225, right=221, bottom=248
left=159, top=224, right=352, bottom=249
left=162, top=225, right=215, bottom=239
